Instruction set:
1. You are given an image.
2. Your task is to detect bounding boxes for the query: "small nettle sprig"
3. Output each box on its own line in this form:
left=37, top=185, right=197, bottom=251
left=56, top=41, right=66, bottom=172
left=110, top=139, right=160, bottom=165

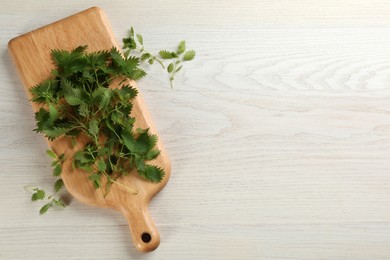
left=26, top=27, right=195, bottom=214
left=122, top=27, right=196, bottom=88
left=25, top=150, right=66, bottom=214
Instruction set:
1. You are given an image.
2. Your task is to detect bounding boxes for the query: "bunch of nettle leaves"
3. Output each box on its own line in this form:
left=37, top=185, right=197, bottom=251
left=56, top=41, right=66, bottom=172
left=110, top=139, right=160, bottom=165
left=26, top=27, right=195, bottom=214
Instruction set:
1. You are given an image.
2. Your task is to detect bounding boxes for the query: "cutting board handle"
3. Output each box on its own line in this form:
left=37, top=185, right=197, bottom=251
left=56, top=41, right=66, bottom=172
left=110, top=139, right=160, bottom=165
left=121, top=202, right=160, bottom=252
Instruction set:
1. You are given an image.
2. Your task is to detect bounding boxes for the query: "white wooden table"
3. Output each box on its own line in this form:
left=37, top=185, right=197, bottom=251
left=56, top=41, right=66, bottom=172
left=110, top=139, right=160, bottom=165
left=1, top=1, right=390, bottom=259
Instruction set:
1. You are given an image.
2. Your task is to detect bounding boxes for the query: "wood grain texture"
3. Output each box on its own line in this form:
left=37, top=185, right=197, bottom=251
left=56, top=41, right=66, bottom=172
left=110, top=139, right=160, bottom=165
left=2, top=0, right=390, bottom=259
left=7, top=7, right=171, bottom=253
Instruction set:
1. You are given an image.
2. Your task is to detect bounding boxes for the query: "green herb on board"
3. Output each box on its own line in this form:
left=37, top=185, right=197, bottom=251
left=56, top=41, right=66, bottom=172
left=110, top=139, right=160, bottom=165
left=26, top=27, right=195, bottom=214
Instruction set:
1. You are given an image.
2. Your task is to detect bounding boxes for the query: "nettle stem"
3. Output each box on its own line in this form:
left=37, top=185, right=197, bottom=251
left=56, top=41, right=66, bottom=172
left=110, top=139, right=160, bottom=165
left=101, top=171, right=138, bottom=195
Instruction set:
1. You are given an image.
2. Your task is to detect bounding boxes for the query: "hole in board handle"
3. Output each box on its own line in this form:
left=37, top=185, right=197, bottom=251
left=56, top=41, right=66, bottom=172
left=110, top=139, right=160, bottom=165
left=141, top=232, right=152, bottom=243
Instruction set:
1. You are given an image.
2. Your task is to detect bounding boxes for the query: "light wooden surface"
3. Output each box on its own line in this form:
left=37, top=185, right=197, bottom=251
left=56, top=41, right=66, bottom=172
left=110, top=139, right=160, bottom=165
left=8, top=7, right=171, bottom=252
left=2, top=1, right=390, bottom=259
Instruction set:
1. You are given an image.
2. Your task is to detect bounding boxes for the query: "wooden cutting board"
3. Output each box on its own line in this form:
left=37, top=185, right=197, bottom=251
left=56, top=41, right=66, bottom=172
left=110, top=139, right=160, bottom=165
left=8, top=7, right=171, bottom=252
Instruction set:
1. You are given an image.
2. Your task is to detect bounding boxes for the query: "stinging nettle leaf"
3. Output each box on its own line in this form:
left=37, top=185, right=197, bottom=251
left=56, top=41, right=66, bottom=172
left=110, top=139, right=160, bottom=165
left=31, top=189, right=46, bottom=201
left=54, top=179, right=64, bottom=192
left=177, top=41, right=186, bottom=54
left=132, top=68, right=147, bottom=80
left=46, top=150, right=57, bottom=159
left=73, top=45, right=88, bottom=54
left=138, top=164, right=165, bottom=183
left=78, top=103, right=90, bottom=117
left=135, top=157, right=146, bottom=172
left=46, top=127, right=69, bottom=138
left=88, top=173, right=101, bottom=181
left=167, top=63, right=174, bottom=73
left=123, top=37, right=136, bottom=50
left=53, top=164, right=62, bottom=176
left=136, top=33, right=143, bottom=45
left=110, top=47, right=126, bottom=67
left=88, top=173, right=101, bottom=189
left=159, top=50, right=174, bottom=59
left=39, top=203, right=52, bottom=214
left=118, top=85, right=138, bottom=99
left=146, top=149, right=160, bottom=160
left=97, top=159, right=107, bottom=172
left=52, top=199, right=66, bottom=208
left=63, top=82, right=84, bottom=106
left=88, top=119, right=99, bottom=137
left=130, top=27, right=135, bottom=37
left=175, top=65, right=183, bottom=73
left=141, top=53, right=151, bottom=61
left=71, top=137, right=77, bottom=148
left=48, top=103, right=58, bottom=122
left=183, top=50, right=196, bottom=61
left=136, top=127, right=149, bottom=134
left=44, top=127, right=69, bottom=140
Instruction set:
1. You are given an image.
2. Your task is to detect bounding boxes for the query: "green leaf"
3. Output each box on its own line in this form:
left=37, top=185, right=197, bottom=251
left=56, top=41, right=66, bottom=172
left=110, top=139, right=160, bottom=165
left=167, top=63, right=174, bottom=73
left=122, top=130, right=149, bottom=155
left=48, top=104, right=58, bottom=122
left=88, top=119, right=99, bottom=137
left=118, top=85, right=138, bottom=99
left=46, top=150, right=57, bottom=159
left=125, top=56, right=141, bottom=68
left=97, top=160, right=107, bottom=172
left=177, top=41, right=186, bottom=54
left=78, top=103, right=90, bottom=117
left=136, top=127, right=148, bottom=134
left=39, top=202, right=52, bottom=214
left=54, top=179, right=64, bottom=192
left=132, top=68, right=147, bottom=80
left=130, top=27, right=135, bottom=37
left=144, top=133, right=158, bottom=150
left=136, top=34, right=143, bottom=45
left=88, top=173, right=101, bottom=181
left=52, top=199, right=66, bottom=207
left=51, top=48, right=88, bottom=77
left=121, top=130, right=137, bottom=151
left=63, top=81, right=84, bottom=106
left=123, top=36, right=136, bottom=50
left=97, top=147, right=109, bottom=157
left=138, top=164, right=165, bottom=183
left=79, top=164, right=94, bottom=172
left=88, top=173, right=101, bottom=189
left=44, top=127, right=69, bottom=140
left=34, top=108, right=50, bottom=133
left=175, top=65, right=183, bottom=72
left=58, top=153, right=65, bottom=162
left=159, top=50, right=176, bottom=59
left=145, top=149, right=160, bottom=160
left=53, top=164, right=62, bottom=176
left=141, top=53, right=151, bottom=61
left=30, top=80, right=58, bottom=104
left=31, top=189, right=46, bottom=201
left=72, top=45, right=88, bottom=54
left=52, top=200, right=65, bottom=208
left=92, top=87, right=113, bottom=109
left=86, top=50, right=110, bottom=66
left=99, top=88, right=113, bottom=109
left=183, top=50, right=196, bottom=61
left=110, top=47, right=126, bottom=68
left=71, top=137, right=77, bottom=148
left=135, top=157, right=146, bottom=172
